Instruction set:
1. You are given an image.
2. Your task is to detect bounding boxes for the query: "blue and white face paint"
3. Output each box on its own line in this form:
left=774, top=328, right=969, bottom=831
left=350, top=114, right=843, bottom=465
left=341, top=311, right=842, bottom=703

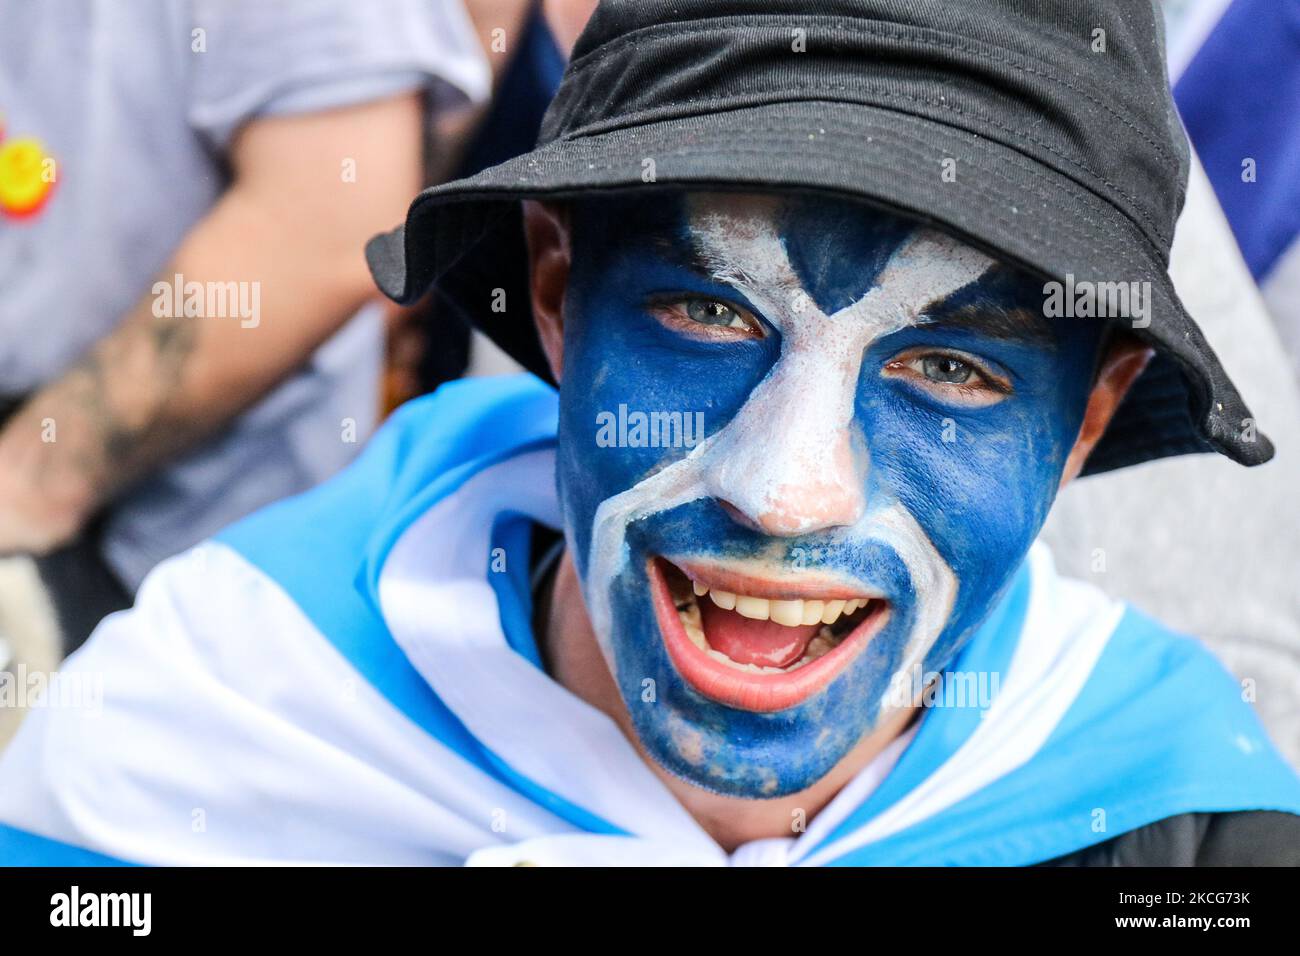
left=553, top=193, right=1103, bottom=797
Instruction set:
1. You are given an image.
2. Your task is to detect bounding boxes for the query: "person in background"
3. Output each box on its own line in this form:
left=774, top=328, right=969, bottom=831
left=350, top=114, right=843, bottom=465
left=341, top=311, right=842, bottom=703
left=0, top=0, right=490, bottom=649
left=1168, top=0, right=1300, bottom=385
left=383, top=0, right=595, bottom=405
left=2, top=0, right=1296, bottom=868
left=1035, top=0, right=1300, bottom=770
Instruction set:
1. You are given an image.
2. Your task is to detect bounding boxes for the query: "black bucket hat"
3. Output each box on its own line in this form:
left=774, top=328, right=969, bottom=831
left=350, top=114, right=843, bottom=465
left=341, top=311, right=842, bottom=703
left=367, top=0, right=1273, bottom=475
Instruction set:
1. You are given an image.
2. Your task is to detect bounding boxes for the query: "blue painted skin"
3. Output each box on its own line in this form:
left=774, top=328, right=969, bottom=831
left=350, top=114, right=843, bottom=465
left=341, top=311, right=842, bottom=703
left=553, top=193, right=1105, bottom=797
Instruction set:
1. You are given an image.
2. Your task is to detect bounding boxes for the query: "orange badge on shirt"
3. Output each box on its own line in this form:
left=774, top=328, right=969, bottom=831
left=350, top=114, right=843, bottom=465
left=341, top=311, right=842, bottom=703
left=0, top=115, right=57, bottom=219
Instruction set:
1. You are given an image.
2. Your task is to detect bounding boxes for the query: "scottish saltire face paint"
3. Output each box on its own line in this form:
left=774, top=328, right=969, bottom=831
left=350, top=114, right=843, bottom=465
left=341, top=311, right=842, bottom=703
left=554, top=193, right=1103, bottom=797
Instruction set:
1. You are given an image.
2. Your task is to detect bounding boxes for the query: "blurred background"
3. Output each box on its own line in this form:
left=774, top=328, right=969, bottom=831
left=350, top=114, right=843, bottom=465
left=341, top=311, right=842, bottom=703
left=0, top=0, right=1297, bottom=761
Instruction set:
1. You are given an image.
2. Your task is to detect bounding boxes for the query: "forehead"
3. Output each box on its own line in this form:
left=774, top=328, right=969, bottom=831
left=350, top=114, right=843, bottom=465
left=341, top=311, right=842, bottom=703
left=571, top=191, right=1049, bottom=332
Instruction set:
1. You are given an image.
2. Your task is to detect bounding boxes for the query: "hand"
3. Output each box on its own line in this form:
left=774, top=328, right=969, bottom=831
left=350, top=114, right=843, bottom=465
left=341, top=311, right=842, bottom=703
left=0, top=418, right=94, bottom=557
left=0, top=483, right=84, bottom=557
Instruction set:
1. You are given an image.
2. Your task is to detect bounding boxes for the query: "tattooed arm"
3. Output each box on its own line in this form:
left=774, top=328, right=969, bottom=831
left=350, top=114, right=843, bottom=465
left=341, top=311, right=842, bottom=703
left=0, top=93, right=425, bottom=556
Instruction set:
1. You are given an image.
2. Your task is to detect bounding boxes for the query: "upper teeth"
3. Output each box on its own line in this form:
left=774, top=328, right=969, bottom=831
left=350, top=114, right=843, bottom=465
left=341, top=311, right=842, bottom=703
left=691, top=580, right=870, bottom=628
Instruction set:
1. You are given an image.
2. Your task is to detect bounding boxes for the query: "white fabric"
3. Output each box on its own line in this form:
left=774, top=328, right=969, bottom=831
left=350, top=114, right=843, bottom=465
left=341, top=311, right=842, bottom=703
left=379, top=449, right=716, bottom=850
left=0, top=450, right=1129, bottom=866
left=0, top=541, right=573, bottom=865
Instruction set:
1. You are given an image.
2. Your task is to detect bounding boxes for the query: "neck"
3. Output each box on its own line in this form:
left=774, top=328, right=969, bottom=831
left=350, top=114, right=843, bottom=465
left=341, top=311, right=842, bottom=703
left=540, top=551, right=919, bottom=853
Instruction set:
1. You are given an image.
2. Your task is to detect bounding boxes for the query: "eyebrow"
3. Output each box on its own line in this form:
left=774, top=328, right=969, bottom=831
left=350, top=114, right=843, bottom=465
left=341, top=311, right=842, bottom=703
left=651, top=235, right=716, bottom=275
left=649, top=232, right=1057, bottom=347
left=916, top=302, right=1058, bottom=347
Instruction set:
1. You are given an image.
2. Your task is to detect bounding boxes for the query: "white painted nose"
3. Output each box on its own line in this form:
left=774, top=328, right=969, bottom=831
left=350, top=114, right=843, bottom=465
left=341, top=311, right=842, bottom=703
left=702, top=335, right=867, bottom=536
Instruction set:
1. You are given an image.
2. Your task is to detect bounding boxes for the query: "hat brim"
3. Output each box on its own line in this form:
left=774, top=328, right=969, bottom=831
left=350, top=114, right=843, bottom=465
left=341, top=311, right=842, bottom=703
left=367, top=99, right=1273, bottom=475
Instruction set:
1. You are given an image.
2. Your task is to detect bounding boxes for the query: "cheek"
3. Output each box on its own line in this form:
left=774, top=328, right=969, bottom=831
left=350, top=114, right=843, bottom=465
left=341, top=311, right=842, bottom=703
left=859, top=380, right=1087, bottom=620
left=555, top=276, right=777, bottom=570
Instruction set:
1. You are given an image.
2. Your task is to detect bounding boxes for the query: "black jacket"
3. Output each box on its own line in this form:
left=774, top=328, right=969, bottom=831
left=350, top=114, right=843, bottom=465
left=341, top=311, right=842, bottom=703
left=1043, top=811, right=1300, bottom=866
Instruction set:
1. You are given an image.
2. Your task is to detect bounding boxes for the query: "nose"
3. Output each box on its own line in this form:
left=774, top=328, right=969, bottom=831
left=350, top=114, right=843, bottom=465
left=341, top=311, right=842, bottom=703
left=702, top=343, right=867, bottom=536
left=712, top=422, right=865, bottom=536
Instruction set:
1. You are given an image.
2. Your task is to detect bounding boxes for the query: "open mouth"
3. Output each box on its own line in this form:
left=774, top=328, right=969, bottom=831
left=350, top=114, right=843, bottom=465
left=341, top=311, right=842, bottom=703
left=649, top=557, right=890, bottom=712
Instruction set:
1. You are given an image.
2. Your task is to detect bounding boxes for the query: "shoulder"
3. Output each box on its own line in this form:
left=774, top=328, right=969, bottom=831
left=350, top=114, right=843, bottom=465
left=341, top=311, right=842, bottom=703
left=0, top=540, right=504, bottom=864
left=1027, top=551, right=1253, bottom=739
left=1043, top=810, right=1300, bottom=866
left=0, top=377, right=559, bottom=863
left=1006, top=556, right=1300, bottom=861
left=1053, top=597, right=1300, bottom=807
left=0, top=542, right=357, bottom=860
left=215, top=373, right=556, bottom=634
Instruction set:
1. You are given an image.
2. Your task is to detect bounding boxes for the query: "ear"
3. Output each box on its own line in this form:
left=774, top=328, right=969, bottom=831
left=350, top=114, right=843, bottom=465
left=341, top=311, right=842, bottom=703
left=1059, top=334, right=1155, bottom=488
left=522, top=200, right=572, bottom=382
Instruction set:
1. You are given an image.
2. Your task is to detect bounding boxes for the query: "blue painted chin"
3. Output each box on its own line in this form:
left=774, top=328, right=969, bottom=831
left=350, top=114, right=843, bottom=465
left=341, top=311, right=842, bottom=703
left=608, top=505, right=925, bottom=797
left=570, top=490, right=1029, bottom=798
left=551, top=192, right=1105, bottom=799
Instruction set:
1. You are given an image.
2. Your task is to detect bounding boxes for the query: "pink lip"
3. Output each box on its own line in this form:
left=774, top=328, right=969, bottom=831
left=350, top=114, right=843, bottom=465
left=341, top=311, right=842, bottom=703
left=649, top=558, right=891, bottom=713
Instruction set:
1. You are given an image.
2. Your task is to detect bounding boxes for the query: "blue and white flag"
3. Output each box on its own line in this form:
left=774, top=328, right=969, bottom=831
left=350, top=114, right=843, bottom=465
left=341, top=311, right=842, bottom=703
left=1, top=376, right=1298, bottom=866
left=1169, top=0, right=1300, bottom=376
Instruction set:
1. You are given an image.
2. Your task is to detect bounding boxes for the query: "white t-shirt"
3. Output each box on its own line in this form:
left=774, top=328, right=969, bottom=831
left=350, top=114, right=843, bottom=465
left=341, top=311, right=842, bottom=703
left=0, top=0, right=489, bottom=589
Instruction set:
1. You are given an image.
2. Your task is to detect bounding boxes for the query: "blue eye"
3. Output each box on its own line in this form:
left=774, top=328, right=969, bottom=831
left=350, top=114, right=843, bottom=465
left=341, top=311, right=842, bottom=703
left=883, top=348, right=1012, bottom=408
left=921, top=355, right=975, bottom=384
left=686, top=299, right=748, bottom=330
left=650, top=295, right=765, bottom=340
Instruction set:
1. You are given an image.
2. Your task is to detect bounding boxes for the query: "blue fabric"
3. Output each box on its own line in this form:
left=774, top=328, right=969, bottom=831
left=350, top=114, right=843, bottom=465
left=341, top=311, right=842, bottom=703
left=487, top=512, right=550, bottom=669
left=0, top=822, right=129, bottom=866
left=9, top=373, right=1297, bottom=864
left=223, top=373, right=1300, bottom=865
left=219, top=375, right=623, bottom=837
left=824, top=606, right=1300, bottom=865
left=1175, top=0, right=1300, bottom=281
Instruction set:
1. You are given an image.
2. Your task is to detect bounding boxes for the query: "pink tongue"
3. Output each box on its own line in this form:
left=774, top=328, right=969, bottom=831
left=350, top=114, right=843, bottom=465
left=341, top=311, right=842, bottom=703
left=699, top=600, right=822, bottom=668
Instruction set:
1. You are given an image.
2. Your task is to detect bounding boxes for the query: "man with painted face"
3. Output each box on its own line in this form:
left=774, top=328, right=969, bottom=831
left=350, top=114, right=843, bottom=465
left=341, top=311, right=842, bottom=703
left=533, top=192, right=1138, bottom=805
left=2, top=0, right=1299, bottom=866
